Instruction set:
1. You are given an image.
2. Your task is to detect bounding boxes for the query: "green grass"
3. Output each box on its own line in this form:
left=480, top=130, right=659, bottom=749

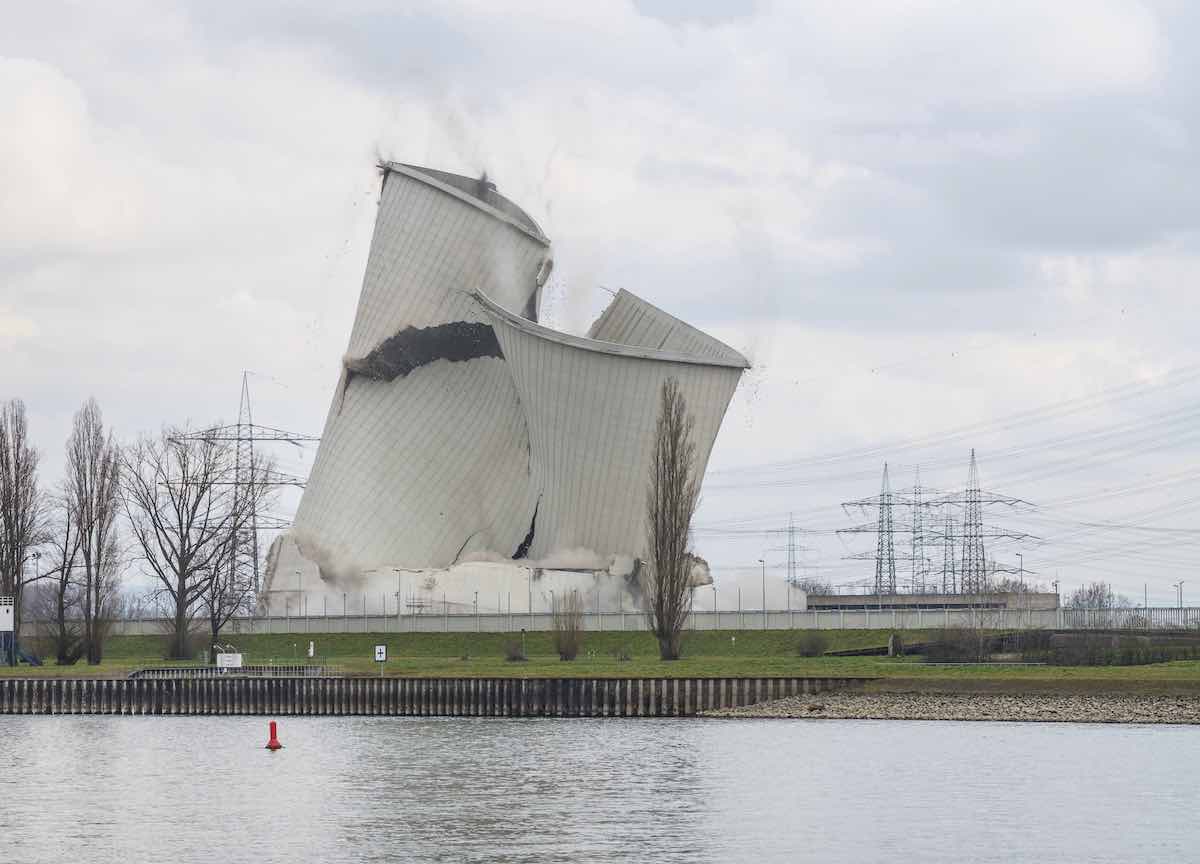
left=5, top=630, right=1200, bottom=694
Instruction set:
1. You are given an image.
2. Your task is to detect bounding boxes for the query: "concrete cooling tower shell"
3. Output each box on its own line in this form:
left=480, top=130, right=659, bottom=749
left=285, top=163, right=550, bottom=578
left=475, top=292, right=745, bottom=563
left=264, top=162, right=747, bottom=600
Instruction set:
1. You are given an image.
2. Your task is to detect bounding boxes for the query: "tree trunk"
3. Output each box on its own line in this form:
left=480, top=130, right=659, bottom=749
left=89, top=579, right=102, bottom=664
left=83, top=560, right=97, bottom=665
left=172, top=607, right=190, bottom=660
left=208, top=614, right=220, bottom=665
left=657, top=632, right=681, bottom=661
left=56, top=588, right=68, bottom=664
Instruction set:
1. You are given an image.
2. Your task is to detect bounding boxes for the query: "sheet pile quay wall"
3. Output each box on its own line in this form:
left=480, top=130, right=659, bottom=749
left=0, top=676, right=865, bottom=717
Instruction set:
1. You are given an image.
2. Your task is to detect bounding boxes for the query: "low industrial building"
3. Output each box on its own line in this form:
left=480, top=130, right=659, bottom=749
left=803, top=592, right=1060, bottom=612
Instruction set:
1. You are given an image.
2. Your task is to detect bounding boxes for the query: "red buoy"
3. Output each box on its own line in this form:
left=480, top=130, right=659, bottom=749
left=265, top=720, right=282, bottom=751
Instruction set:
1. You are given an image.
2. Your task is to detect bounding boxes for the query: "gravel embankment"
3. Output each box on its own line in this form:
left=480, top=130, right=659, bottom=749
left=705, top=691, right=1200, bottom=724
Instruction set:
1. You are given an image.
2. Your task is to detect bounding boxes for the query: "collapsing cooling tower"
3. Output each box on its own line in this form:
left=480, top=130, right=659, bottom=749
left=264, top=162, right=747, bottom=595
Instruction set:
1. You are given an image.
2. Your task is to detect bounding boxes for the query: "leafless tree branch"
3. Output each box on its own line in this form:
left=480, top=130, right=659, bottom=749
left=643, top=378, right=699, bottom=661
left=65, top=398, right=122, bottom=664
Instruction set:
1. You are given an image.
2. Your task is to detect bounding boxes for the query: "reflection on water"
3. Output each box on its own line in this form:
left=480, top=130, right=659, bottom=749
left=0, top=716, right=1195, bottom=863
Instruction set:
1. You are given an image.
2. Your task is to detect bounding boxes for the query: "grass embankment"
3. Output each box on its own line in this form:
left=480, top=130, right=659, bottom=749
left=5, top=629, right=1200, bottom=694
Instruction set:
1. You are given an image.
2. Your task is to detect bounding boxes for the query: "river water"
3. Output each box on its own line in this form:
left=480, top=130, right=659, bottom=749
left=0, top=716, right=1194, bottom=862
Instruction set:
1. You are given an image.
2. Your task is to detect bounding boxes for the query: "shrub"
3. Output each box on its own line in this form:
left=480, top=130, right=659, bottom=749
left=923, top=628, right=994, bottom=663
left=552, top=590, right=585, bottom=661
left=795, top=631, right=829, bottom=657
left=1039, top=633, right=1198, bottom=666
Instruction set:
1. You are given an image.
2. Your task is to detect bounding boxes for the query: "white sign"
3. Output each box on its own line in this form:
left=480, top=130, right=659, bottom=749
left=215, top=652, right=243, bottom=669
left=374, top=645, right=387, bottom=663
left=0, top=597, right=13, bottom=634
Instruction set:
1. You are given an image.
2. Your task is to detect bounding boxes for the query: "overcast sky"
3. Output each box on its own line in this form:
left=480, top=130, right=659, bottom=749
left=3, top=0, right=1199, bottom=604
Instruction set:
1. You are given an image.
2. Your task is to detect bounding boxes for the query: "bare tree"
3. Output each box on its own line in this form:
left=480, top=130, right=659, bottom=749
left=202, top=444, right=273, bottom=662
left=1066, top=581, right=1131, bottom=610
left=40, top=488, right=84, bottom=663
left=644, top=378, right=700, bottom=661
left=121, top=430, right=262, bottom=660
left=199, top=527, right=266, bottom=660
left=65, top=398, right=122, bottom=664
left=791, top=576, right=833, bottom=595
left=0, top=399, right=48, bottom=648
left=987, top=576, right=1048, bottom=594
left=551, top=589, right=584, bottom=661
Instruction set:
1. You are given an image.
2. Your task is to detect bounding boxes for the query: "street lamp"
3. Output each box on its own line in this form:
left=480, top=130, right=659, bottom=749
left=1173, top=581, right=1185, bottom=610
left=1015, top=552, right=1024, bottom=588
left=758, top=558, right=766, bottom=630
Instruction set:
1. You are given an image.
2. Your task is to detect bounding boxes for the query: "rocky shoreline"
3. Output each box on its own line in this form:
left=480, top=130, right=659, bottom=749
left=705, top=691, right=1200, bottom=724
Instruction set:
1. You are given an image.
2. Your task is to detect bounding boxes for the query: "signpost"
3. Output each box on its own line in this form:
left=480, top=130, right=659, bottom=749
left=374, top=644, right=387, bottom=677
left=0, top=596, right=13, bottom=667
left=215, top=652, right=243, bottom=670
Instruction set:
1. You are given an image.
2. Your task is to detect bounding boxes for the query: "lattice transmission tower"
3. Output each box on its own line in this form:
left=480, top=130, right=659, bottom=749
left=171, top=372, right=320, bottom=594
left=767, top=512, right=815, bottom=590
left=940, top=513, right=957, bottom=593
left=840, top=463, right=915, bottom=595
left=909, top=467, right=930, bottom=593
left=841, top=452, right=1037, bottom=596
left=875, top=464, right=897, bottom=594
left=960, top=449, right=987, bottom=593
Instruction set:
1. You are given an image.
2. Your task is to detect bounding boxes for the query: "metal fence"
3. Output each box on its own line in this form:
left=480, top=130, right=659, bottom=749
left=29, top=606, right=1200, bottom=638
left=127, top=665, right=337, bottom=680
left=1060, top=607, right=1200, bottom=630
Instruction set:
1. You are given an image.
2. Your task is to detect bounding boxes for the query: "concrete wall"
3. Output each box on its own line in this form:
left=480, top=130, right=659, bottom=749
left=97, top=606, right=1076, bottom=637
left=40, top=606, right=1200, bottom=640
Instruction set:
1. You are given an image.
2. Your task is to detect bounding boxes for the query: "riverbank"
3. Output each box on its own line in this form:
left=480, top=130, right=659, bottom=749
left=6, top=631, right=1200, bottom=692
left=705, top=689, right=1200, bottom=723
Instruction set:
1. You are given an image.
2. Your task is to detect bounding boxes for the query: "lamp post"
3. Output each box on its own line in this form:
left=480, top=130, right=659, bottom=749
left=1015, top=553, right=1024, bottom=588
left=1173, top=581, right=1185, bottom=610
left=712, top=584, right=718, bottom=630
left=758, top=558, right=766, bottom=630
left=393, top=568, right=403, bottom=628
